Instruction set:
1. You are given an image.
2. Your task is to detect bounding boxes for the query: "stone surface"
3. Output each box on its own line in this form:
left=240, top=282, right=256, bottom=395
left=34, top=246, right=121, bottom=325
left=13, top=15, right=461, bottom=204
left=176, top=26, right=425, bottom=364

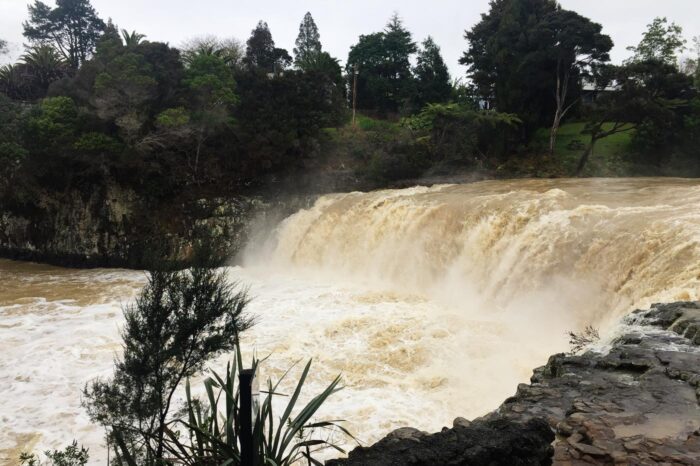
left=0, top=186, right=315, bottom=268
left=328, top=302, right=700, bottom=465
left=326, top=418, right=554, bottom=466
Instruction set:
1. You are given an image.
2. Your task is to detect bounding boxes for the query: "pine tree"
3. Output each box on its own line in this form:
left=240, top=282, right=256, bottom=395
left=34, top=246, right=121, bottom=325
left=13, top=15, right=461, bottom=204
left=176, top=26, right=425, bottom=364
left=414, top=36, right=452, bottom=109
left=294, top=12, right=322, bottom=67
left=384, top=13, right=417, bottom=82
left=244, top=20, right=291, bottom=73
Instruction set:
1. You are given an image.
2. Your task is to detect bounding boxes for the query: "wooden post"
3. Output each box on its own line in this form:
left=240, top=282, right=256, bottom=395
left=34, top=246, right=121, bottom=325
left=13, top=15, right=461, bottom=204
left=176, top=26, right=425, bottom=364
left=240, top=368, right=258, bottom=466
left=352, top=67, right=359, bottom=126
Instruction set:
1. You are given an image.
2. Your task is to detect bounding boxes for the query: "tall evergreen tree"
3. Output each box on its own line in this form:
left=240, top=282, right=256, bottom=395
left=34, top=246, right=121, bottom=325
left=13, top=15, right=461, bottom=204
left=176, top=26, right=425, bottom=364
left=346, top=13, right=417, bottom=115
left=460, top=0, right=611, bottom=144
left=460, top=0, right=560, bottom=136
left=244, top=21, right=291, bottom=73
left=294, top=12, right=322, bottom=67
left=414, top=36, right=452, bottom=109
left=383, top=13, right=417, bottom=91
left=23, top=0, right=105, bottom=69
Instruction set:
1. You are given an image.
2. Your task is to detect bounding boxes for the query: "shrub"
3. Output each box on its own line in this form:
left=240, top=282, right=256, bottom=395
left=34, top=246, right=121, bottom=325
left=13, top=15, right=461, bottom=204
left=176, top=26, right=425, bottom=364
left=567, top=326, right=600, bottom=354
left=83, top=267, right=252, bottom=465
left=19, top=441, right=89, bottom=466
left=164, top=349, right=354, bottom=465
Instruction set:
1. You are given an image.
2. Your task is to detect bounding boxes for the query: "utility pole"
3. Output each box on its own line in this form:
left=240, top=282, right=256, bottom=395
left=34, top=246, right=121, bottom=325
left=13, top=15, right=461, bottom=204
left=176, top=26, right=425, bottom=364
left=352, top=66, right=359, bottom=126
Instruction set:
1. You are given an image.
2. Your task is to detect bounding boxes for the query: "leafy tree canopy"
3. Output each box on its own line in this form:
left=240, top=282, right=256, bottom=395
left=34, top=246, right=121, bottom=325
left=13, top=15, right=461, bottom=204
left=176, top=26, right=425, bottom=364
left=23, top=0, right=105, bottom=69
left=626, top=17, right=686, bottom=66
left=346, top=13, right=417, bottom=115
left=460, top=0, right=612, bottom=140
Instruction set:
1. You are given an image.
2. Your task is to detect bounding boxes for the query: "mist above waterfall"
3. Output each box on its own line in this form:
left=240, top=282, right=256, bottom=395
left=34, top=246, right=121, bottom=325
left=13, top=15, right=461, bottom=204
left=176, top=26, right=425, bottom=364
left=245, top=178, right=700, bottom=329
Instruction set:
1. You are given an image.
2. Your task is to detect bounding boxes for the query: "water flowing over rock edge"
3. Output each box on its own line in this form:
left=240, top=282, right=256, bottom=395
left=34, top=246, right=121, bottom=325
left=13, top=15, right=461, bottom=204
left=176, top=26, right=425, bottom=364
left=327, top=301, right=700, bottom=465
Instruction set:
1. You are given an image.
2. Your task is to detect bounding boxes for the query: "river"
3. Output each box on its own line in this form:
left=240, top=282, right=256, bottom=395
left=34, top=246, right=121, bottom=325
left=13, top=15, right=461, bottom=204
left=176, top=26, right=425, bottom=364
left=2, top=178, right=700, bottom=464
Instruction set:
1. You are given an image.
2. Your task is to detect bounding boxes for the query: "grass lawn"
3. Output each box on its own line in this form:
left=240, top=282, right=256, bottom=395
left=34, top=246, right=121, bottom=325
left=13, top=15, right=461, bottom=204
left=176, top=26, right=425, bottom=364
left=533, top=122, right=635, bottom=176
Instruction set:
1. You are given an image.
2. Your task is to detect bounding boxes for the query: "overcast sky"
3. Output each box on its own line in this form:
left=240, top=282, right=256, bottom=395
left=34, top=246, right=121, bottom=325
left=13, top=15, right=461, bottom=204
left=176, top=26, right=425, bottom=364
left=1, top=0, right=698, bottom=75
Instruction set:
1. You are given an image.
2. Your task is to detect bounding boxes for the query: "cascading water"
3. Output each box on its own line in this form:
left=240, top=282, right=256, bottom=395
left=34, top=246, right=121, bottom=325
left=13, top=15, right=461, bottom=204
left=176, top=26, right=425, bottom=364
left=2, top=178, right=700, bottom=464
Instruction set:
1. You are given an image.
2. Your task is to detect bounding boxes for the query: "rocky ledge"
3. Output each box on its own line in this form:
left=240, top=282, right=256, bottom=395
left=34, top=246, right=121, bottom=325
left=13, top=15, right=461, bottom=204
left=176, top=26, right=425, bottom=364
left=328, top=302, right=700, bottom=465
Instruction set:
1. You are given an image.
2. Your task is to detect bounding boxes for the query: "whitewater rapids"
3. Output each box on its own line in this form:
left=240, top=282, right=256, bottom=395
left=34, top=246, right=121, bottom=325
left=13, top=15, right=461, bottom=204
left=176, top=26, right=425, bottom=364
left=2, top=178, right=700, bottom=464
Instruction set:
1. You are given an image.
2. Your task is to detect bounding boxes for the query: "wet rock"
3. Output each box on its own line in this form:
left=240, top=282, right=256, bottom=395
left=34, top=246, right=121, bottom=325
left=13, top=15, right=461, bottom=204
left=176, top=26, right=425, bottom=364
left=386, top=427, right=426, bottom=441
left=453, top=417, right=471, bottom=428
left=0, top=187, right=316, bottom=268
left=326, top=418, right=554, bottom=466
left=484, top=302, right=700, bottom=464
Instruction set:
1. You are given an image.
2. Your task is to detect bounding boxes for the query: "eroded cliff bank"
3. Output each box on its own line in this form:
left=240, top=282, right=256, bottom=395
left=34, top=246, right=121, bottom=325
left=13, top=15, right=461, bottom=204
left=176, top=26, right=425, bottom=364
left=0, top=185, right=315, bottom=268
left=328, top=302, right=700, bottom=465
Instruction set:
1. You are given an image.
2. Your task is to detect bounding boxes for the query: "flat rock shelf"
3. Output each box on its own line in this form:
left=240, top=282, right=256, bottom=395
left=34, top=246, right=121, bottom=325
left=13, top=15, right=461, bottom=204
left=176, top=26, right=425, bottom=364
left=328, top=302, right=700, bottom=465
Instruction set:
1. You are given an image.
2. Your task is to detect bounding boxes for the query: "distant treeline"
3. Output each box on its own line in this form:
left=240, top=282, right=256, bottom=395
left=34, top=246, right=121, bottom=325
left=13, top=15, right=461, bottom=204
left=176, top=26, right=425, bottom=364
left=1, top=0, right=699, bottom=204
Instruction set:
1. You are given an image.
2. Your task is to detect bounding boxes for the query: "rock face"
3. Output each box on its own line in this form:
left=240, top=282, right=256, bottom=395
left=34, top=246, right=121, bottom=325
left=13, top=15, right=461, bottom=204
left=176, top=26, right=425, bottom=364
left=329, top=302, right=700, bottom=465
left=0, top=186, right=314, bottom=268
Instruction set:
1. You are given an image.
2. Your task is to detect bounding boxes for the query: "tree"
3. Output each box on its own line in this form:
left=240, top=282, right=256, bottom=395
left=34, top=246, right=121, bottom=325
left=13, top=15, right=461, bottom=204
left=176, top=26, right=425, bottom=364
left=542, top=9, right=612, bottom=155
left=346, top=13, right=417, bottom=115
left=680, top=36, right=700, bottom=87
left=0, top=95, right=29, bottom=187
left=180, top=35, right=244, bottom=70
left=22, top=45, right=68, bottom=97
left=26, top=96, right=79, bottom=147
left=575, top=60, right=694, bottom=174
left=460, top=0, right=561, bottom=137
left=403, top=102, right=520, bottom=164
left=121, top=29, right=146, bottom=47
left=413, top=36, right=452, bottom=110
left=233, top=69, right=345, bottom=178
left=183, top=54, right=238, bottom=179
left=92, top=46, right=158, bottom=144
left=383, top=13, right=418, bottom=110
left=294, top=12, right=322, bottom=67
left=83, top=267, right=252, bottom=465
left=23, top=0, right=106, bottom=69
left=0, top=38, right=7, bottom=56
left=626, top=17, right=686, bottom=65
left=0, top=64, right=33, bottom=100
left=296, top=51, right=344, bottom=89
left=244, top=21, right=291, bottom=73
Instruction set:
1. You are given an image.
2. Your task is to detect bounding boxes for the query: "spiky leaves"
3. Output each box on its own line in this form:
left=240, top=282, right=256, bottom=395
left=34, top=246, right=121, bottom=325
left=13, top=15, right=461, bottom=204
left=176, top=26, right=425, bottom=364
left=83, top=267, right=252, bottom=465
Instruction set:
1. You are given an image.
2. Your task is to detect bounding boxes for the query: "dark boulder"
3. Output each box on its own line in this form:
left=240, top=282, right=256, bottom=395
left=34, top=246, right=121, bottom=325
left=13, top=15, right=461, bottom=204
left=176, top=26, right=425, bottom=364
left=326, top=417, right=554, bottom=466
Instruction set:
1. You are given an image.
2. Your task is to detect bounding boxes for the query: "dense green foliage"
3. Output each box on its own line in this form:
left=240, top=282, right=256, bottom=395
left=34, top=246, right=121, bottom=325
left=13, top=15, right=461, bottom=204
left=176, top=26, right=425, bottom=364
left=413, top=37, right=452, bottom=110
left=346, top=14, right=420, bottom=116
left=626, top=17, right=687, bottom=65
left=23, top=0, right=105, bottom=69
left=1, top=0, right=699, bottom=215
left=461, top=0, right=613, bottom=142
left=83, top=267, right=252, bottom=464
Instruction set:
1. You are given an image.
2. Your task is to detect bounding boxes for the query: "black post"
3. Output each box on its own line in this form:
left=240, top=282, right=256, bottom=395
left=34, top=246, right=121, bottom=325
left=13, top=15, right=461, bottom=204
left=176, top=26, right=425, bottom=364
left=239, top=368, right=257, bottom=466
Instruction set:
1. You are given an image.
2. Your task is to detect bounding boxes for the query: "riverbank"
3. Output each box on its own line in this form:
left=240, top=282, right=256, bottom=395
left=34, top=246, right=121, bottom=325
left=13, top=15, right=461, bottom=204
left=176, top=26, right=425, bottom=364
left=329, top=301, right=700, bottom=465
